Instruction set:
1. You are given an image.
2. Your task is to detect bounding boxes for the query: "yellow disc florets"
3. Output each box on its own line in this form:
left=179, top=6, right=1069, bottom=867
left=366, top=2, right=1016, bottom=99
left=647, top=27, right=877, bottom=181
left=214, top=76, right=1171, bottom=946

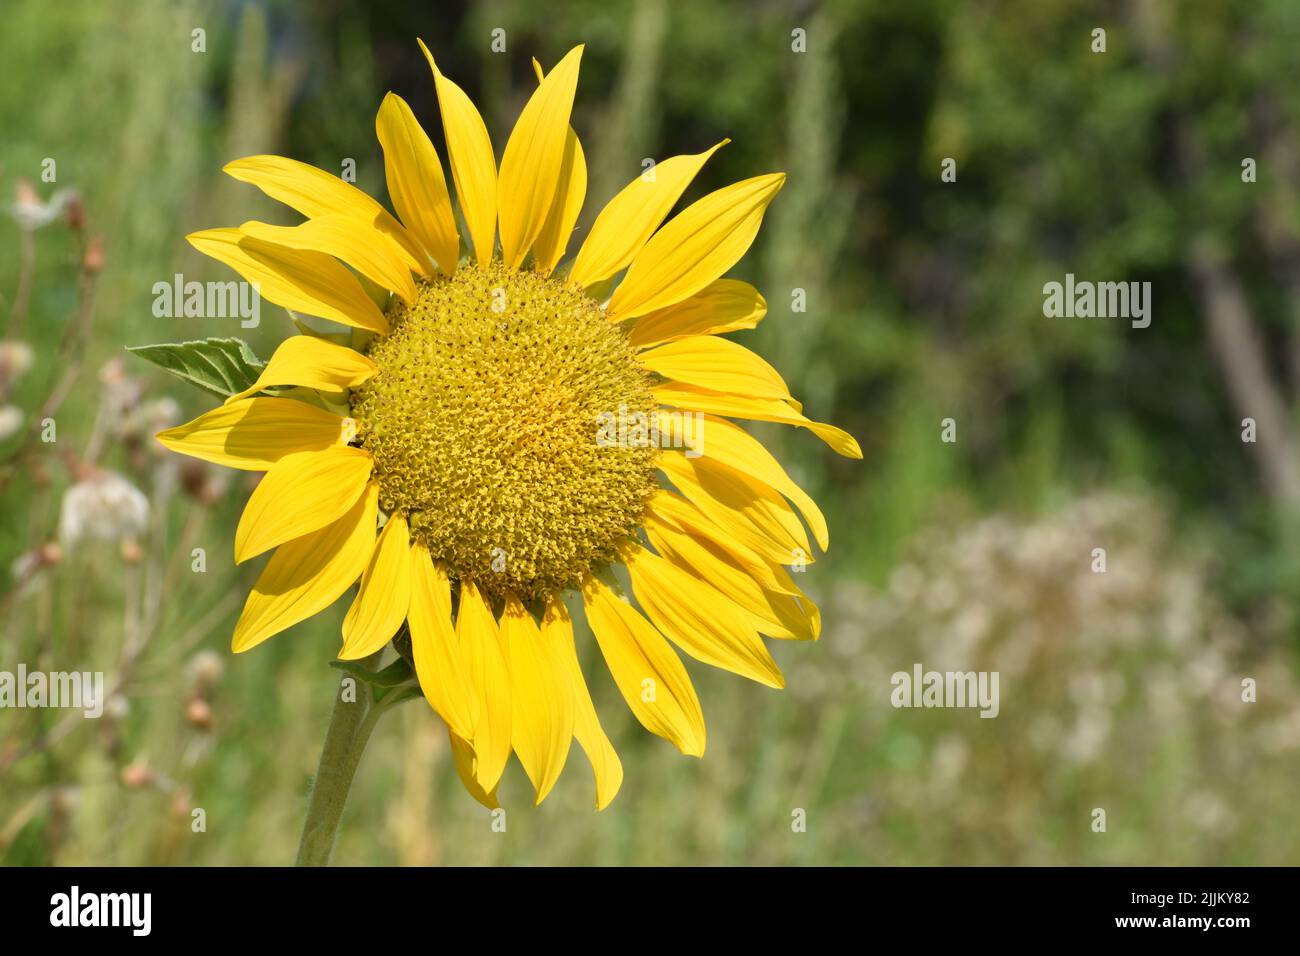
left=351, top=260, right=659, bottom=603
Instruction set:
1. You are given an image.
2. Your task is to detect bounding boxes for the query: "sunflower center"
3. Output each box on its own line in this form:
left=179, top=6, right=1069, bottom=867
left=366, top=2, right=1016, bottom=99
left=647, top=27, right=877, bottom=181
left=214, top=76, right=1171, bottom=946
left=351, top=260, right=659, bottom=603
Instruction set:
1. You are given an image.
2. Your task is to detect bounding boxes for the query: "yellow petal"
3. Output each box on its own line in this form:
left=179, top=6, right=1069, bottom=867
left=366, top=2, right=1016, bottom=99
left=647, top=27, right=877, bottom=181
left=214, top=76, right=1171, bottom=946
left=449, top=731, right=500, bottom=809
left=340, top=512, right=413, bottom=660
left=419, top=40, right=497, bottom=264
left=642, top=511, right=777, bottom=625
left=638, top=334, right=792, bottom=402
left=569, top=141, right=728, bottom=288
left=497, top=45, right=583, bottom=269
left=456, top=580, right=512, bottom=792
left=527, top=56, right=588, bottom=277
left=533, top=130, right=586, bottom=275
left=235, top=446, right=373, bottom=563
left=541, top=597, right=622, bottom=810
left=408, top=545, right=479, bottom=738
left=659, top=451, right=812, bottom=566
left=629, top=279, right=766, bottom=347
left=376, top=92, right=461, bottom=276
left=187, top=229, right=389, bottom=333
left=653, top=381, right=861, bottom=458
left=644, top=511, right=817, bottom=641
left=156, top=397, right=352, bottom=471
left=606, top=173, right=784, bottom=319
left=240, top=215, right=420, bottom=302
left=647, top=494, right=806, bottom=590
left=624, top=543, right=783, bottom=688
left=232, top=482, right=378, bottom=653
left=662, top=412, right=828, bottom=551
left=581, top=574, right=705, bottom=756
left=501, top=593, right=574, bottom=805
left=647, top=488, right=805, bottom=593
left=786, top=596, right=820, bottom=642
left=225, top=334, right=376, bottom=405
left=222, top=154, right=427, bottom=270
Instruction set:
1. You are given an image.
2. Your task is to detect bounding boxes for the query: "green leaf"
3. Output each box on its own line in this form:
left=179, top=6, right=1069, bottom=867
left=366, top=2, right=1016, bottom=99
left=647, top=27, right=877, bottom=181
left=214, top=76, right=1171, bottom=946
left=126, top=337, right=268, bottom=399
left=329, top=656, right=414, bottom=688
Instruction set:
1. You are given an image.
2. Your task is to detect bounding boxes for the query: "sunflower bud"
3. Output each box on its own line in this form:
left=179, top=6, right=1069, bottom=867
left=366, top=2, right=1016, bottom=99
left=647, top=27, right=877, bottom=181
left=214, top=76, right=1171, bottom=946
left=185, top=697, right=213, bottom=733
left=64, top=194, right=86, bottom=231
left=82, top=235, right=104, bottom=274
left=120, top=761, right=154, bottom=790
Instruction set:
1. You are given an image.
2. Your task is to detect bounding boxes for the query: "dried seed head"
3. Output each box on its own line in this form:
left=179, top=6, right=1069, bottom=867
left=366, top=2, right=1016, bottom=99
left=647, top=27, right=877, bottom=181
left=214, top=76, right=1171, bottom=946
left=58, top=470, right=149, bottom=547
left=0, top=340, right=35, bottom=383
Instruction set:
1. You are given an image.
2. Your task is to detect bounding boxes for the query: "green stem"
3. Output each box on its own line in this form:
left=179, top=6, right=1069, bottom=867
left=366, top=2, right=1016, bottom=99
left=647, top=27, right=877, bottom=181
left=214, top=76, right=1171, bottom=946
left=295, top=656, right=386, bottom=867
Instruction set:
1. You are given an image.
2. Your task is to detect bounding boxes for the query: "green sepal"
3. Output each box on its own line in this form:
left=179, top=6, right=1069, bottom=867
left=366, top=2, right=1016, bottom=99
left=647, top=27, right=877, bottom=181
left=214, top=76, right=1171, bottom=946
left=328, top=656, right=413, bottom=688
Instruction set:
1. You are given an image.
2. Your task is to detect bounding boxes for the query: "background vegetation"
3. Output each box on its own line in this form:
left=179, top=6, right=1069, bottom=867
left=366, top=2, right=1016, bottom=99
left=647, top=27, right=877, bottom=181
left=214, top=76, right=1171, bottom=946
left=2, top=0, right=1299, bottom=865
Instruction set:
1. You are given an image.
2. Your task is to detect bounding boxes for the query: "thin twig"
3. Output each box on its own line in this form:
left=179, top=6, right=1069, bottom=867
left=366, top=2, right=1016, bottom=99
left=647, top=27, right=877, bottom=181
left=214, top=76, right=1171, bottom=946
left=5, top=227, right=36, bottom=339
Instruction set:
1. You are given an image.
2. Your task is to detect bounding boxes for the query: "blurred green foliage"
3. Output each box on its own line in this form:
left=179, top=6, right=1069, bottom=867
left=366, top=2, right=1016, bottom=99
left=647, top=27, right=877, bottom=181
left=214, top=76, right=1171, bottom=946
left=1, top=0, right=1298, bottom=864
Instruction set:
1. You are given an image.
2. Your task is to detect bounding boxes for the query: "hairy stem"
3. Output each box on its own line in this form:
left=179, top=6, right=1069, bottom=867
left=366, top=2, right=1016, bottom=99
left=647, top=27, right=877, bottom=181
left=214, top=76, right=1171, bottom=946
left=296, top=655, right=386, bottom=866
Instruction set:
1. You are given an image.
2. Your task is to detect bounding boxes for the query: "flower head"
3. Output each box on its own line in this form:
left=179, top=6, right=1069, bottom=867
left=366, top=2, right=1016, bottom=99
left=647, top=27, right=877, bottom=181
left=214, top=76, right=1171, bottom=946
left=156, top=42, right=859, bottom=808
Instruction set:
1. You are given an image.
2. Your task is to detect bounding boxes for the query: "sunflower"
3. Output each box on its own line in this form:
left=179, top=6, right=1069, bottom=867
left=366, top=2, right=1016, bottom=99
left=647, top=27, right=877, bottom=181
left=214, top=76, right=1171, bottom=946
left=157, top=42, right=860, bottom=810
